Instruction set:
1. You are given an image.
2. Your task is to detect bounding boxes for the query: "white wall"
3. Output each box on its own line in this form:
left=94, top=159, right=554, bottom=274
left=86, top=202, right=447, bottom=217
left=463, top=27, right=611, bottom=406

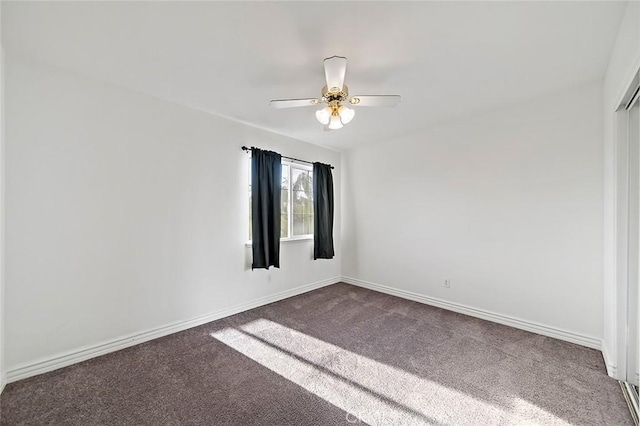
left=343, top=82, right=604, bottom=342
left=4, top=53, right=341, bottom=377
left=602, top=1, right=640, bottom=378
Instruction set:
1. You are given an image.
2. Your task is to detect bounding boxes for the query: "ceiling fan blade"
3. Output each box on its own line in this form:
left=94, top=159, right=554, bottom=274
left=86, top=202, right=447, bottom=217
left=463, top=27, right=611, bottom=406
left=349, top=95, right=401, bottom=107
left=269, top=98, right=321, bottom=109
left=324, top=56, right=347, bottom=92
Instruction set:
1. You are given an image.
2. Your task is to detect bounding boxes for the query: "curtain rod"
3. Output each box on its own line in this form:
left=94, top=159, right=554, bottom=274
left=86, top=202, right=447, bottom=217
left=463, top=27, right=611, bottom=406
left=241, top=146, right=334, bottom=169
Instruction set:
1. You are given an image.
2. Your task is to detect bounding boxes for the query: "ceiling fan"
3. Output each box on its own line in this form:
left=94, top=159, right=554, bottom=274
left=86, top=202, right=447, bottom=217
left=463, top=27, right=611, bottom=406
left=269, top=56, right=401, bottom=130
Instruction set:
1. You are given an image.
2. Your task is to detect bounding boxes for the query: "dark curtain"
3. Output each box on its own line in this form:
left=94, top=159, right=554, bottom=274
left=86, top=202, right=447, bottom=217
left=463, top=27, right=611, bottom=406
left=313, top=162, right=335, bottom=260
left=251, top=148, right=282, bottom=269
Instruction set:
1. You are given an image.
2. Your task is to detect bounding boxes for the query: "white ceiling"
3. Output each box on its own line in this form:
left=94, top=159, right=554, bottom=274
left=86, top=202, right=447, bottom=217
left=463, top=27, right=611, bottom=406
left=2, top=1, right=628, bottom=150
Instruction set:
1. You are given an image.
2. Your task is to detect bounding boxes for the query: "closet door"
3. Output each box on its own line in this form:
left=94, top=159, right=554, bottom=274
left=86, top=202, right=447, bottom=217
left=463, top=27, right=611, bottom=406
left=629, top=95, right=639, bottom=387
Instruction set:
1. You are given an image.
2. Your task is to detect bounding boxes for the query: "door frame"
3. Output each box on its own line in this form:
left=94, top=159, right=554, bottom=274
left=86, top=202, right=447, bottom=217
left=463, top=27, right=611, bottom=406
left=613, top=69, right=640, bottom=391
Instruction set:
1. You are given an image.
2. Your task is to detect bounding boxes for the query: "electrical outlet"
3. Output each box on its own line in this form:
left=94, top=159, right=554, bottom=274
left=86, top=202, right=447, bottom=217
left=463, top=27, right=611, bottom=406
left=443, top=279, right=450, bottom=288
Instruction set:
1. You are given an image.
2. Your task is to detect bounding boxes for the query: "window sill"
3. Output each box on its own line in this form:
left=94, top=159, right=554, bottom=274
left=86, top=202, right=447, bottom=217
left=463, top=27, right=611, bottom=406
left=245, top=236, right=313, bottom=247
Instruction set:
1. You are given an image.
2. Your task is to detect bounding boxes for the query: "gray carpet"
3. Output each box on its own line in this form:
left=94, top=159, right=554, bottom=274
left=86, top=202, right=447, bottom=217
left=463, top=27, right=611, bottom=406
left=0, top=283, right=633, bottom=425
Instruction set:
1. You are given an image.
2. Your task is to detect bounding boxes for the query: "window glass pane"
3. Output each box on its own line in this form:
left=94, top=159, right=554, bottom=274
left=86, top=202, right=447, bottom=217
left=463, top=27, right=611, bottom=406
left=281, top=164, right=290, bottom=238
left=291, top=166, right=313, bottom=236
left=281, top=188, right=289, bottom=238
left=281, top=164, right=289, bottom=189
left=248, top=188, right=252, bottom=240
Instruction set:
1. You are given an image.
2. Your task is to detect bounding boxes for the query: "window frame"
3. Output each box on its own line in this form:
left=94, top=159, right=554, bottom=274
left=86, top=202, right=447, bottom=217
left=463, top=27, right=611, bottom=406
left=247, top=157, right=314, bottom=244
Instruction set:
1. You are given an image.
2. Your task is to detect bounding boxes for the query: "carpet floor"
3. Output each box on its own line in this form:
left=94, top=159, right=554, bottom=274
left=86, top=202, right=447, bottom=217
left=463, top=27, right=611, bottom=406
left=0, top=283, right=633, bottom=425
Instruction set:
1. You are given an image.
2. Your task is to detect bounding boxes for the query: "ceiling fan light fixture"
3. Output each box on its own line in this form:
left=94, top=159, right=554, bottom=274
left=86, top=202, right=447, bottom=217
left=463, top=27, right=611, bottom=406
left=328, top=114, right=343, bottom=130
left=315, top=106, right=332, bottom=125
left=338, top=105, right=355, bottom=124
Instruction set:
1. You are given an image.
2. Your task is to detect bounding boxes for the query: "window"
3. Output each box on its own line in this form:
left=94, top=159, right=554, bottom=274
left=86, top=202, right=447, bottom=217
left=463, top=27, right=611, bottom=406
left=249, top=159, right=313, bottom=241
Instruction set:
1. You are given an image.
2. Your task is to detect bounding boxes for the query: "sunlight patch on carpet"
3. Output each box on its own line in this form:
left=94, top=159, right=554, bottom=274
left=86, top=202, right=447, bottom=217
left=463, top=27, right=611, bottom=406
left=211, top=319, right=571, bottom=425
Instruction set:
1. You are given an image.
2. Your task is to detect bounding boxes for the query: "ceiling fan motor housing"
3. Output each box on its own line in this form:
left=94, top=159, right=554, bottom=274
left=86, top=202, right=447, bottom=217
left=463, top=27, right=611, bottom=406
left=322, top=84, right=349, bottom=103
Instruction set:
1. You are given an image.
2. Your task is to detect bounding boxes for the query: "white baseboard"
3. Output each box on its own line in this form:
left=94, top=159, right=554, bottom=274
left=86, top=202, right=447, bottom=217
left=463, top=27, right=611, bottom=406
left=0, top=373, right=6, bottom=395
left=6, top=276, right=340, bottom=384
left=341, top=276, right=602, bottom=350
